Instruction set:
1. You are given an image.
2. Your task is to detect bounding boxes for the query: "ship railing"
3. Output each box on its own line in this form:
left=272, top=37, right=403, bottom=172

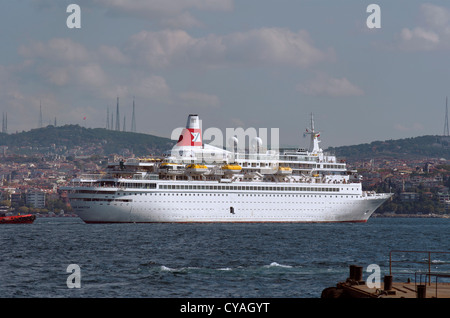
left=389, top=250, right=450, bottom=288
left=78, top=174, right=105, bottom=180
left=76, top=173, right=159, bottom=183
left=131, top=174, right=159, bottom=180
left=362, top=191, right=391, bottom=197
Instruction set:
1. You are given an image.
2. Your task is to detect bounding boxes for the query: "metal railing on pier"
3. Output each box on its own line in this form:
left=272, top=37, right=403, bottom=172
left=389, top=250, right=450, bottom=296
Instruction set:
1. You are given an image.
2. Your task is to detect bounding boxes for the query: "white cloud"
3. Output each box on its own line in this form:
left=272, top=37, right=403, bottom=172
left=18, top=38, right=90, bottom=63
left=397, top=3, right=450, bottom=51
left=399, top=27, right=440, bottom=51
left=421, top=3, right=450, bottom=31
left=74, top=63, right=109, bottom=88
left=224, top=28, right=333, bottom=67
left=297, top=73, right=364, bottom=97
left=126, top=28, right=332, bottom=69
left=98, top=45, right=130, bottom=65
left=127, top=29, right=202, bottom=68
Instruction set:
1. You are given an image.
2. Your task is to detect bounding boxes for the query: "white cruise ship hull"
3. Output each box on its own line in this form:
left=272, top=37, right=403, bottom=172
left=67, top=185, right=391, bottom=223
left=63, top=114, right=392, bottom=224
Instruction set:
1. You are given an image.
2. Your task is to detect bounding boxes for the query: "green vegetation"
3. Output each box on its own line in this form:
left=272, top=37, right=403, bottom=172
left=327, top=135, right=450, bottom=160
left=373, top=185, right=446, bottom=215
left=0, top=124, right=175, bottom=157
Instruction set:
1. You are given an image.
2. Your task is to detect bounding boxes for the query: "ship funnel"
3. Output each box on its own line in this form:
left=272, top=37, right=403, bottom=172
left=176, top=114, right=202, bottom=147
left=186, top=114, right=200, bottom=129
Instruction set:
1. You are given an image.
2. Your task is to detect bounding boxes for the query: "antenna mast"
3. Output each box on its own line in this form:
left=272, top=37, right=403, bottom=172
left=115, top=97, right=120, bottom=131
left=131, top=96, right=136, bottom=133
left=39, top=101, right=43, bottom=128
left=444, top=97, right=449, bottom=136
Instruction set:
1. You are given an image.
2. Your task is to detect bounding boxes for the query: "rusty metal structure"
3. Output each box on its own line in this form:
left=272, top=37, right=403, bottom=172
left=322, top=250, right=450, bottom=298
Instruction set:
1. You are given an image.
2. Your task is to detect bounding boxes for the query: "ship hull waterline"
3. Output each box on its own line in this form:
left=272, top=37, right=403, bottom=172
left=69, top=193, right=390, bottom=224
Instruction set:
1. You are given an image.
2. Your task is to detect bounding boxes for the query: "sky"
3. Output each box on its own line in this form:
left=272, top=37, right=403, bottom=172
left=1, top=0, right=450, bottom=150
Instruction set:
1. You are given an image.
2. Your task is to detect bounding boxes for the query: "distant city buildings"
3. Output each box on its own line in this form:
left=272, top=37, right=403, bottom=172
left=0, top=137, right=448, bottom=215
left=26, top=190, right=46, bottom=208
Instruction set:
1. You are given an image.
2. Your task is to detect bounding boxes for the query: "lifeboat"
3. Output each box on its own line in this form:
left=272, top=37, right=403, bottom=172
left=139, top=157, right=157, bottom=162
left=221, top=164, right=242, bottom=174
left=0, top=214, right=36, bottom=224
left=161, top=162, right=176, bottom=166
left=186, top=164, right=209, bottom=174
left=276, top=166, right=292, bottom=175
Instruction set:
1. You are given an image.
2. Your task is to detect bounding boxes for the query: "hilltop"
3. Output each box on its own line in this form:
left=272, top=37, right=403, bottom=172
left=0, top=125, right=175, bottom=157
left=1, top=126, right=449, bottom=161
left=326, top=135, right=450, bottom=161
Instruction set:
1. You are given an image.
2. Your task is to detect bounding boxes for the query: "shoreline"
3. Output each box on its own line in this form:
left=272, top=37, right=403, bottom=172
left=373, top=213, right=449, bottom=218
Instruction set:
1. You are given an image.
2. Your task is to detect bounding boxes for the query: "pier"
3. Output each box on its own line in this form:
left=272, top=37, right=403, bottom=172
left=322, top=251, right=450, bottom=298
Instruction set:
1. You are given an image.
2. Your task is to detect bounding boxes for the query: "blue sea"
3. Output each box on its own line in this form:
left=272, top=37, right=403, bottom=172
left=1, top=217, right=449, bottom=302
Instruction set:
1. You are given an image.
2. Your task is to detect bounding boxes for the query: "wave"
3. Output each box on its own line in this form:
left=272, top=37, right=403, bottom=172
left=160, top=265, right=175, bottom=272
left=155, top=262, right=297, bottom=273
left=265, top=262, right=293, bottom=269
left=159, top=265, right=200, bottom=272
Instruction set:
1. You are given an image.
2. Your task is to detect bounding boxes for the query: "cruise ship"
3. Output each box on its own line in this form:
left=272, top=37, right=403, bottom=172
left=61, top=114, right=391, bottom=223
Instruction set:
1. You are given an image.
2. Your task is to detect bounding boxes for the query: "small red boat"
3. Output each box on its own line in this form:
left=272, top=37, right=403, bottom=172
left=0, top=214, right=36, bottom=224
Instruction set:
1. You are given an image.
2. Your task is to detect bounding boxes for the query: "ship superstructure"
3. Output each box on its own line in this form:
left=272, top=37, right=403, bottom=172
left=61, top=114, right=391, bottom=223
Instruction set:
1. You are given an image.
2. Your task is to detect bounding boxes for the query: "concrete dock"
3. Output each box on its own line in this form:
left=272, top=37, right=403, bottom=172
left=322, top=277, right=450, bottom=298
left=322, top=251, right=450, bottom=298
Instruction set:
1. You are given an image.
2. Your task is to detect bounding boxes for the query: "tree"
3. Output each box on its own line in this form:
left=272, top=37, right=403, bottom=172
left=17, top=206, right=29, bottom=214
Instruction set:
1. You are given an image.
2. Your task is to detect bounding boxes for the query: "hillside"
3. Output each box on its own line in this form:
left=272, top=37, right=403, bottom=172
left=0, top=125, right=175, bottom=157
left=1, top=126, right=450, bottom=160
left=326, top=135, right=450, bottom=160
